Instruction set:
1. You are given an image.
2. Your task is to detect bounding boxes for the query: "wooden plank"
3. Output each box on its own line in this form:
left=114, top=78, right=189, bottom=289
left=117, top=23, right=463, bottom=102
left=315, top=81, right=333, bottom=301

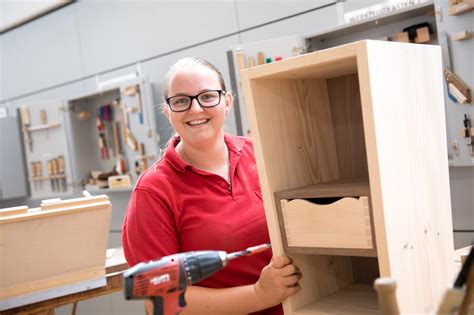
left=275, top=178, right=369, bottom=199
left=2, top=248, right=127, bottom=315
left=0, top=206, right=28, bottom=217
left=362, top=40, right=454, bottom=313
left=242, top=42, right=360, bottom=80
left=1, top=199, right=111, bottom=299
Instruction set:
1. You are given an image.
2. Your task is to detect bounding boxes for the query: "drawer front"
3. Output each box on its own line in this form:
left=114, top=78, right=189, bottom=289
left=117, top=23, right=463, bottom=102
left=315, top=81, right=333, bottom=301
left=280, top=196, right=373, bottom=249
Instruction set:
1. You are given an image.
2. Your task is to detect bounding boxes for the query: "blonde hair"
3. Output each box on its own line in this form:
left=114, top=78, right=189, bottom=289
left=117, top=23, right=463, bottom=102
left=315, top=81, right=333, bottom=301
left=163, top=57, right=226, bottom=97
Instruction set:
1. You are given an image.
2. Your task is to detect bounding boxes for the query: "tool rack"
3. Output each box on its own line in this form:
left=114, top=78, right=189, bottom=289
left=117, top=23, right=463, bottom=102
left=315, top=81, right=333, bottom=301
left=16, top=100, right=72, bottom=200
left=66, top=78, right=159, bottom=195
left=15, top=77, right=159, bottom=199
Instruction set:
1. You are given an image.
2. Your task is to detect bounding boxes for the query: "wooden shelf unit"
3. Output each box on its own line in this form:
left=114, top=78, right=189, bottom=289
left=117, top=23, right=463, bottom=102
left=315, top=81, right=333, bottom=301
left=240, top=40, right=454, bottom=314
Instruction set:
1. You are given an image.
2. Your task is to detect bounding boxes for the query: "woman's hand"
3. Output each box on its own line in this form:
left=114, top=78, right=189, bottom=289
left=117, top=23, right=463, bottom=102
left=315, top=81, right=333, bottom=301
left=253, top=255, right=302, bottom=308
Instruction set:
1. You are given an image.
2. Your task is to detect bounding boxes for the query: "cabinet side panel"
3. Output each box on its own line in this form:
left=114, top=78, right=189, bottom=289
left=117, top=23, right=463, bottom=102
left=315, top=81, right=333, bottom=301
left=364, top=41, right=454, bottom=313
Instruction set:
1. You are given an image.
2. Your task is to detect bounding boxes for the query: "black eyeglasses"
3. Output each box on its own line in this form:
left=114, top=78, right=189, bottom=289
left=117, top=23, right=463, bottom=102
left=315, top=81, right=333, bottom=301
left=165, top=89, right=226, bottom=112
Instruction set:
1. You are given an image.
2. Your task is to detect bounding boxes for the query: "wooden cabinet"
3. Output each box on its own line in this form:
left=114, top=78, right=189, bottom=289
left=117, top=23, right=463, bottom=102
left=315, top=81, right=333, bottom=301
left=240, top=40, right=454, bottom=314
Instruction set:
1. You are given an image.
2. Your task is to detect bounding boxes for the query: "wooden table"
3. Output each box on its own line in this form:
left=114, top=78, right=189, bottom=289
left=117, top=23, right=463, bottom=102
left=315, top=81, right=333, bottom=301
left=2, top=248, right=128, bottom=315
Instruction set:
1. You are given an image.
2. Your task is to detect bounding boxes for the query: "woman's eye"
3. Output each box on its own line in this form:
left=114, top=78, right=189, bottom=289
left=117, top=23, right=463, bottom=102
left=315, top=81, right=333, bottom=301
left=174, top=97, right=188, bottom=105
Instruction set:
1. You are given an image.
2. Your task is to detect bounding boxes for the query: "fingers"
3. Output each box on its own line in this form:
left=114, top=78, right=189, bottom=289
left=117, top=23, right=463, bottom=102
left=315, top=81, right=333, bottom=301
left=271, top=255, right=292, bottom=269
left=282, top=272, right=302, bottom=287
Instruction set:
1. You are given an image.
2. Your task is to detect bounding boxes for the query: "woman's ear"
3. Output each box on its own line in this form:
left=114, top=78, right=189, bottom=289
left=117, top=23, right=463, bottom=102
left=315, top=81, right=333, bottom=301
left=162, top=103, right=171, bottom=122
left=224, top=91, right=233, bottom=115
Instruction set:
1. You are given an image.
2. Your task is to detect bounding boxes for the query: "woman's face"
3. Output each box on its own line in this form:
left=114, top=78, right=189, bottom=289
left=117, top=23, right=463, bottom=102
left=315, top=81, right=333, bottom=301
left=164, top=65, right=232, bottom=148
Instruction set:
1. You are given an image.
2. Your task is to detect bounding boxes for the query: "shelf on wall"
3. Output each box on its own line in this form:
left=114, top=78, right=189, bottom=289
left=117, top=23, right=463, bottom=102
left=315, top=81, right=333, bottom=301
left=305, top=1, right=435, bottom=42
left=29, top=174, right=66, bottom=181
left=24, top=123, right=61, bottom=132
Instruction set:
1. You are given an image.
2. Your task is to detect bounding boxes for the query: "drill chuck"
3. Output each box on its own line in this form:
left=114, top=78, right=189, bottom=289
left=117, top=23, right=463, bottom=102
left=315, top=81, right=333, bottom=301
left=183, top=251, right=227, bottom=284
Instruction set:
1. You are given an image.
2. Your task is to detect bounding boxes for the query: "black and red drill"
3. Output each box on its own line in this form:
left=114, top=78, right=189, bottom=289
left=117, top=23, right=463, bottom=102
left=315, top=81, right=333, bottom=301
left=123, top=243, right=271, bottom=315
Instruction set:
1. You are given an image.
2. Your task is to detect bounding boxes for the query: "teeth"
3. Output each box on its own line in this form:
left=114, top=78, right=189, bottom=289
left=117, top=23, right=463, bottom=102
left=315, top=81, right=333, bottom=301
left=188, top=119, right=208, bottom=125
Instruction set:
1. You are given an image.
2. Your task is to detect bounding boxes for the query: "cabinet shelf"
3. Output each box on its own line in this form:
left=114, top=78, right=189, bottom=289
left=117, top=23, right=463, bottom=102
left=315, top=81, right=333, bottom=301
left=294, top=284, right=378, bottom=315
left=24, top=123, right=61, bottom=132
left=275, top=178, right=370, bottom=200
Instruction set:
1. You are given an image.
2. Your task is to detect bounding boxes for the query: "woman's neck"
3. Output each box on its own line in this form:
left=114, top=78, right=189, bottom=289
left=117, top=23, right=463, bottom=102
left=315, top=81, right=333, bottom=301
left=177, top=136, right=228, bottom=173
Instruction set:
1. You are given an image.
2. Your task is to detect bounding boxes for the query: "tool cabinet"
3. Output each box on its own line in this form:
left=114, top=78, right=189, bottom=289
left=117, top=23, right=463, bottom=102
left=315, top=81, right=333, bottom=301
left=240, top=40, right=455, bottom=314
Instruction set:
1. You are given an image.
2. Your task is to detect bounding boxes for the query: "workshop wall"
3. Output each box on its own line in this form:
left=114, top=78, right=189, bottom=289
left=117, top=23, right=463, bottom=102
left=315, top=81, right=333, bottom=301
left=8, top=1, right=471, bottom=315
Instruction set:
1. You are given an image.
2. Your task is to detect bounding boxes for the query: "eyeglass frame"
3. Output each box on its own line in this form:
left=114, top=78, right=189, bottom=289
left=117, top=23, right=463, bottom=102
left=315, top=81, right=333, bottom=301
left=165, top=89, right=226, bottom=112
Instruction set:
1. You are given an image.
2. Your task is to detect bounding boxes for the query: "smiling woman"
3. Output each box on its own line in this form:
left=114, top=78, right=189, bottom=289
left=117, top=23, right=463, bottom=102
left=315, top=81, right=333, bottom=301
left=122, top=57, right=302, bottom=315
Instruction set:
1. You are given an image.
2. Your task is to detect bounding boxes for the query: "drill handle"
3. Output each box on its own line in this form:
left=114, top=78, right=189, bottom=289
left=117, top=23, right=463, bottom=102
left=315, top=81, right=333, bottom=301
left=151, top=297, right=164, bottom=315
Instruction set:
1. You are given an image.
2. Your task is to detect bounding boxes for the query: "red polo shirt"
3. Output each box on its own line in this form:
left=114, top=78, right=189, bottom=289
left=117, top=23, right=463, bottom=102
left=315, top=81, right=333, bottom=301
left=122, top=134, right=282, bottom=315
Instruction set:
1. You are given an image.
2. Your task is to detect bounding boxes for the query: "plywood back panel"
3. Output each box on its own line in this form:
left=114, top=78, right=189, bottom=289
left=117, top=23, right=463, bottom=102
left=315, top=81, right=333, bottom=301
left=327, top=74, right=368, bottom=179
left=248, top=78, right=340, bottom=194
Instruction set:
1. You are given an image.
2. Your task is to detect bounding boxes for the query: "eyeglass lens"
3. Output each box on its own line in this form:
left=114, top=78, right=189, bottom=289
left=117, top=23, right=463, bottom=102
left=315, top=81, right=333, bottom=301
left=169, top=90, right=222, bottom=111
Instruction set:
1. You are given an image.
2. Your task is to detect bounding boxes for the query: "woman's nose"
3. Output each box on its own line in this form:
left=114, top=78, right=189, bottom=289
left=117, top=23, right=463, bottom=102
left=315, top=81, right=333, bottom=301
left=188, top=98, right=203, bottom=113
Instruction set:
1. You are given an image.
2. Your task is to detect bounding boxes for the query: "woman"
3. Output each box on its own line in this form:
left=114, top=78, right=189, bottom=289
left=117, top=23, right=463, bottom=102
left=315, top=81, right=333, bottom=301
left=122, top=57, right=301, bottom=314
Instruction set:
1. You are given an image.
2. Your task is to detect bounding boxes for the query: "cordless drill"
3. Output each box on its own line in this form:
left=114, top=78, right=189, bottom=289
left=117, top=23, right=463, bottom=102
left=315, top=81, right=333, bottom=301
left=123, top=243, right=271, bottom=315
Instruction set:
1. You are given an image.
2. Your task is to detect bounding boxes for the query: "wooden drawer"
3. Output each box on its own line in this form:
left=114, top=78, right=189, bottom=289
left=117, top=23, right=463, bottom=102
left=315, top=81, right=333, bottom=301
left=274, top=179, right=376, bottom=256
left=280, top=196, right=373, bottom=249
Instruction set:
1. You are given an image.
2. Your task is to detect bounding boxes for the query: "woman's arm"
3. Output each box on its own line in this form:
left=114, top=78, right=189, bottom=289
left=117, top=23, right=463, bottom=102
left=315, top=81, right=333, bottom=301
left=145, top=255, right=301, bottom=315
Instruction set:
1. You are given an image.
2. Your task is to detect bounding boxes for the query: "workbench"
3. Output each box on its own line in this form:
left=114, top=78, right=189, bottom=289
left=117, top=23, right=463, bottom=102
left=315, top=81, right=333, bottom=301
left=1, top=248, right=128, bottom=315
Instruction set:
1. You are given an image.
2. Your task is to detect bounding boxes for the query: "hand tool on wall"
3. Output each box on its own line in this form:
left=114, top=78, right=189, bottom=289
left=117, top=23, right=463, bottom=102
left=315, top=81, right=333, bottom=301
left=112, top=121, right=121, bottom=156
left=116, top=154, right=126, bottom=175
left=439, top=33, right=471, bottom=105
left=126, top=128, right=138, bottom=151
left=402, top=22, right=432, bottom=43
left=444, top=69, right=471, bottom=104
left=98, top=134, right=110, bottom=160
left=123, top=243, right=271, bottom=315
left=137, top=143, right=148, bottom=175
left=124, top=84, right=144, bottom=124
left=451, top=31, right=472, bottom=41
left=36, top=161, right=43, bottom=189
left=374, top=278, right=400, bottom=315
left=248, top=56, right=255, bottom=67
left=29, top=162, right=37, bottom=190
left=448, top=0, right=474, bottom=15
left=19, top=106, right=33, bottom=152
left=46, top=160, right=55, bottom=191
left=57, top=155, right=67, bottom=192
left=437, top=245, right=474, bottom=314
left=51, top=158, right=60, bottom=192
left=39, top=110, right=47, bottom=125
left=257, top=52, right=265, bottom=65
left=236, top=48, right=246, bottom=71
left=462, top=114, right=474, bottom=156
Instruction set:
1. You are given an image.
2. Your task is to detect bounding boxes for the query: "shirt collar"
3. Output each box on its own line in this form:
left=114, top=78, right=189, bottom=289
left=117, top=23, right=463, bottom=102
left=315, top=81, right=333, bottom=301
left=165, top=134, right=245, bottom=173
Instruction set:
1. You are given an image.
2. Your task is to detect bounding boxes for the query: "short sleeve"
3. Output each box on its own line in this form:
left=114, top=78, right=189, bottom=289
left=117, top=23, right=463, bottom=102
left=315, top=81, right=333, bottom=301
left=122, top=187, right=179, bottom=267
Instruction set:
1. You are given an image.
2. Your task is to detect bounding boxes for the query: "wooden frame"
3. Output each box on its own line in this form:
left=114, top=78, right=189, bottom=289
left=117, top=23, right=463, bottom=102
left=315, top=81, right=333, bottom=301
left=241, top=40, right=454, bottom=314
